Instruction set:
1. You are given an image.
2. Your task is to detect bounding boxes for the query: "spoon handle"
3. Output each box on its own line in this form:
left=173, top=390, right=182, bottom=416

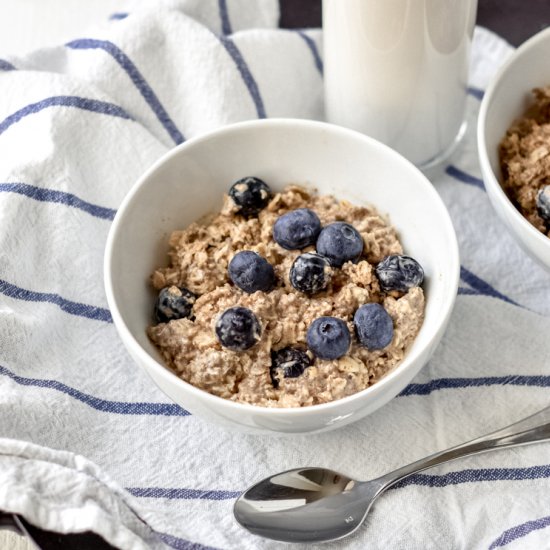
left=376, top=404, right=550, bottom=488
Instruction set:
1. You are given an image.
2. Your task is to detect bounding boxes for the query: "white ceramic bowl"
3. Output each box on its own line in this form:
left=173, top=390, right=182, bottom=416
left=478, top=27, right=550, bottom=270
left=104, top=119, right=459, bottom=435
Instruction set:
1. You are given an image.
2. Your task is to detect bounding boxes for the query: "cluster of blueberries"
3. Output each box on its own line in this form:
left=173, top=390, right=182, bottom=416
left=154, top=177, right=424, bottom=387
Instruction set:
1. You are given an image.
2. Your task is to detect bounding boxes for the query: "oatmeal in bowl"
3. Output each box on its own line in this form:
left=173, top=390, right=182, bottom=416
left=104, top=118, right=459, bottom=433
left=148, top=179, right=425, bottom=408
left=499, top=86, right=550, bottom=237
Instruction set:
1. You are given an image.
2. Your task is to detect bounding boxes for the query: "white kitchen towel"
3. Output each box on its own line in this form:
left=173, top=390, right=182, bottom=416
left=1, top=2, right=550, bottom=549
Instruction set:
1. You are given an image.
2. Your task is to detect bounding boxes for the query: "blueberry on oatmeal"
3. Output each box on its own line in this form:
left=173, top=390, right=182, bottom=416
left=215, top=307, right=261, bottom=351
left=154, top=286, right=196, bottom=323
left=270, top=347, right=312, bottom=387
left=376, top=255, right=424, bottom=292
left=229, top=177, right=271, bottom=218
left=273, top=208, right=321, bottom=250
left=316, top=222, right=363, bottom=267
left=536, top=185, right=550, bottom=224
left=306, top=316, right=350, bottom=360
left=229, top=251, right=275, bottom=293
left=354, top=303, right=394, bottom=350
left=289, top=253, right=331, bottom=294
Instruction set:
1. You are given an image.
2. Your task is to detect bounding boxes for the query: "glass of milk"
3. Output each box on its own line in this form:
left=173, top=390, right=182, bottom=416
left=323, top=0, right=478, bottom=168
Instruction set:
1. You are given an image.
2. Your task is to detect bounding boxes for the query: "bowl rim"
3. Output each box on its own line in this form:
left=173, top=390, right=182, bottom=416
left=477, top=26, right=550, bottom=253
left=104, top=117, right=460, bottom=417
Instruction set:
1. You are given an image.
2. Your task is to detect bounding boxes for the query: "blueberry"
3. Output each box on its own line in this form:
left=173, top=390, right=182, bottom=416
left=306, top=316, right=350, bottom=360
left=354, top=303, right=394, bottom=350
left=289, top=253, right=331, bottom=294
left=273, top=208, right=321, bottom=250
left=215, top=307, right=261, bottom=351
left=270, top=347, right=312, bottom=387
left=536, top=185, right=550, bottom=223
left=228, top=251, right=275, bottom=293
left=316, top=222, right=363, bottom=267
left=376, top=255, right=424, bottom=292
left=229, top=177, right=271, bottom=218
left=154, top=286, right=196, bottom=323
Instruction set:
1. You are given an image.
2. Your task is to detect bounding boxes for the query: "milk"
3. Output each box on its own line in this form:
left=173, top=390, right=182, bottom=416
left=323, top=0, right=478, bottom=167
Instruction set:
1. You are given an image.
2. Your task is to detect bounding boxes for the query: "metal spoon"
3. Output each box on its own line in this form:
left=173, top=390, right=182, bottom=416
left=234, top=405, right=550, bottom=543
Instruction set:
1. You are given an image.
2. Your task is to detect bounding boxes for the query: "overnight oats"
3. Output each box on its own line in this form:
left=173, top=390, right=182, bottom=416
left=147, top=178, right=425, bottom=408
left=499, top=86, right=550, bottom=236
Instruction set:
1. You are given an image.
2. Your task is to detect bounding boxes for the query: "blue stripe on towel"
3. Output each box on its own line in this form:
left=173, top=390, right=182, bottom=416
left=296, top=30, right=323, bottom=75
left=399, top=375, right=550, bottom=397
left=217, top=35, right=266, bottom=118
left=0, top=279, right=113, bottom=323
left=460, top=265, right=519, bottom=306
left=392, top=465, right=550, bottom=490
left=0, top=96, right=131, bottom=137
left=127, top=464, right=550, bottom=505
left=218, top=0, right=232, bottom=35
left=127, top=487, right=240, bottom=500
left=109, top=12, right=129, bottom=20
left=0, top=365, right=190, bottom=416
left=155, top=530, right=219, bottom=550
left=458, top=288, right=527, bottom=312
left=467, top=86, right=484, bottom=101
left=489, top=515, right=550, bottom=549
left=66, top=39, right=185, bottom=144
left=446, top=165, right=485, bottom=190
left=0, top=182, right=116, bottom=220
left=458, top=287, right=481, bottom=297
left=0, top=59, right=16, bottom=71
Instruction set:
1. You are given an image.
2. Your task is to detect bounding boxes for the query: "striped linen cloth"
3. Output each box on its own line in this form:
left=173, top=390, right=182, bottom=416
left=1, top=1, right=550, bottom=548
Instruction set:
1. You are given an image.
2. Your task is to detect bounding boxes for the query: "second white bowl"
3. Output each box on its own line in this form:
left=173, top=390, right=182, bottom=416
left=478, top=27, right=550, bottom=270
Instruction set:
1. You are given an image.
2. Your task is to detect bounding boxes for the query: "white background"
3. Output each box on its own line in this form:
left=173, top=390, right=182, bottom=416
left=0, top=0, right=118, bottom=56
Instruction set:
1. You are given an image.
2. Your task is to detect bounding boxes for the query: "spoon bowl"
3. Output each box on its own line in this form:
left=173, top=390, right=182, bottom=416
left=234, top=467, right=382, bottom=543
